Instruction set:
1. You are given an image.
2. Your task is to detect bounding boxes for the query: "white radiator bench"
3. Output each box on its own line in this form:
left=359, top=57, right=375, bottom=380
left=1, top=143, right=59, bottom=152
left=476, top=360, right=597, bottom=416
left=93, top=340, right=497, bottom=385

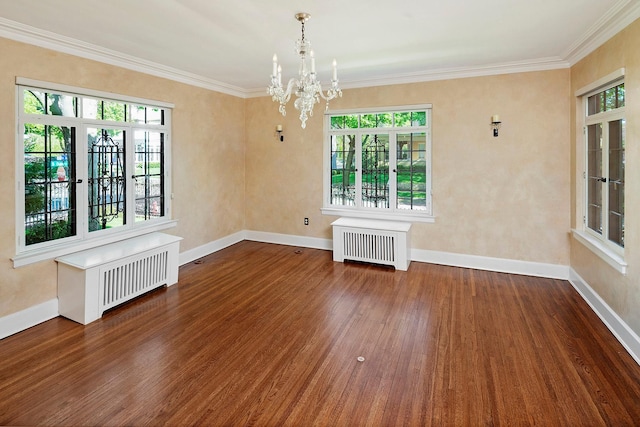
left=331, top=218, right=411, bottom=270
left=56, top=232, right=182, bottom=325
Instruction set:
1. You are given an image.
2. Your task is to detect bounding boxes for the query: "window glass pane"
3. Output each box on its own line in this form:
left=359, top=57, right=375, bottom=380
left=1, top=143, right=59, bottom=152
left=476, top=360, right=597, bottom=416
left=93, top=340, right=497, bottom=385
left=147, top=107, right=163, bottom=125
left=412, top=111, right=427, bottom=126
left=134, top=130, right=165, bottom=221
left=99, top=101, right=127, bottom=122
left=394, top=112, right=412, bottom=127
left=132, top=105, right=164, bottom=125
left=330, top=134, right=356, bottom=206
left=47, top=93, right=77, bottom=117
left=331, top=116, right=345, bottom=129
left=87, top=128, right=126, bottom=231
left=131, top=106, right=147, bottom=124
left=397, top=133, right=427, bottom=210
left=23, top=123, right=76, bottom=245
left=586, top=123, right=602, bottom=234
left=23, top=90, right=77, bottom=116
left=361, top=113, right=392, bottom=128
left=82, top=98, right=98, bottom=119
left=608, top=119, right=625, bottom=247
left=605, top=87, right=617, bottom=111
left=587, top=83, right=624, bottom=116
left=24, top=90, right=46, bottom=115
left=361, top=133, right=389, bottom=208
left=617, top=83, right=625, bottom=108
left=587, top=94, right=598, bottom=115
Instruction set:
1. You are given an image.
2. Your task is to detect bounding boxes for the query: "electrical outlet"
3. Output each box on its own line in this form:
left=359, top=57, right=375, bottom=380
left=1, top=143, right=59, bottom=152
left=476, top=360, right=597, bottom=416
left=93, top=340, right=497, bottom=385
left=304, top=217, right=309, bottom=226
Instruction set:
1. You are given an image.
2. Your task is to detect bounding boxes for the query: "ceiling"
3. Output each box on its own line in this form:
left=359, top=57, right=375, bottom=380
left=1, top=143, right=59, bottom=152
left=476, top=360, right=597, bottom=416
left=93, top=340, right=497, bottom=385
left=0, top=0, right=639, bottom=97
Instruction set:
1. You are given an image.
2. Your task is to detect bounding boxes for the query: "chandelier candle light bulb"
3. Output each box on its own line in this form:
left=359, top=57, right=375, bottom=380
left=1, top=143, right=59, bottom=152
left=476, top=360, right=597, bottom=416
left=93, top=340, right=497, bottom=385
left=267, top=12, right=342, bottom=128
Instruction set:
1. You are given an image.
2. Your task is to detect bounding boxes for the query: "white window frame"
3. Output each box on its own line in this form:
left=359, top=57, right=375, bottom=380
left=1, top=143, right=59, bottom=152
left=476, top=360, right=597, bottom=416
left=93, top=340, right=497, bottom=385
left=13, top=78, right=176, bottom=268
left=321, top=105, right=434, bottom=223
left=572, top=69, right=627, bottom=274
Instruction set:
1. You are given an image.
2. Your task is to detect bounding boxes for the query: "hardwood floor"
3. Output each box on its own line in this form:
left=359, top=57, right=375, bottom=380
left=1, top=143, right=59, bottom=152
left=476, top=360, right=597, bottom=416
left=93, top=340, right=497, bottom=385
left=1, top=241, right=640, bottom=426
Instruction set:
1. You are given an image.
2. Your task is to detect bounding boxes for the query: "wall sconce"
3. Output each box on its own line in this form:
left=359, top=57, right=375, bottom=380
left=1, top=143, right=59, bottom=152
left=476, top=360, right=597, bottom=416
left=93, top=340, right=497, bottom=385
left=275, top=124, right=284, bottom=142
left=491, top=115, right=501, bottom=137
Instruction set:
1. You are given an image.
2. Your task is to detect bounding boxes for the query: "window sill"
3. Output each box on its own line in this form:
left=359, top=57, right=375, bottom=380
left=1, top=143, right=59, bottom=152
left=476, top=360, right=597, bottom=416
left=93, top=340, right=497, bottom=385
left=571, top=229, right=626, bottom=275
left=12, top=220, right=178, bottom=268
left=321, top=207, right=435, bottom=223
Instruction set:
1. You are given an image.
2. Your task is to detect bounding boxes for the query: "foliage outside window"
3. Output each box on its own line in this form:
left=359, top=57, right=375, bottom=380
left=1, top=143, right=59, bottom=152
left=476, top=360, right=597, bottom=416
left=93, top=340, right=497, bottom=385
left=584, top=81, right=625, bottom=250
left=17, top=82, right=171, bottom=255
left=324, top=106, right=432, bottom=221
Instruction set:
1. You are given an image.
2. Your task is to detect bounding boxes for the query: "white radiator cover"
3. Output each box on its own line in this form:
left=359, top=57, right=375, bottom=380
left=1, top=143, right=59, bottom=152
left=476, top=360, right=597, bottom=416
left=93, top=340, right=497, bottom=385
left=56, top=233, right=182, bottom=324
left=331, top=218, right=411, bottom=270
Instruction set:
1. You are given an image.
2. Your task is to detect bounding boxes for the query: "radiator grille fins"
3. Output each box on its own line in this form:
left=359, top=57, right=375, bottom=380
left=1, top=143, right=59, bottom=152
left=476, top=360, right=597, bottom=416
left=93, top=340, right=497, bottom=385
left=101, top=251, right=169, bottom=310
left=342, top=231, right=396, bottom=264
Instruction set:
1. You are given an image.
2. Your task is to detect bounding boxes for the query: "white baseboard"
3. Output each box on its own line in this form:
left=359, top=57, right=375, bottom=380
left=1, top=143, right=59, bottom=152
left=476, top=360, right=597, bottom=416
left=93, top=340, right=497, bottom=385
left=0, top=299, right=59, bottom=340
left=14, top=230, right=640, bottom=373
left=245, top=230, right=333, bottom=251
left=411, top=248, right=570, bottom=279
left=569, top=269, right=640, bottom=366
left=178, top=231, right=246, bottom=266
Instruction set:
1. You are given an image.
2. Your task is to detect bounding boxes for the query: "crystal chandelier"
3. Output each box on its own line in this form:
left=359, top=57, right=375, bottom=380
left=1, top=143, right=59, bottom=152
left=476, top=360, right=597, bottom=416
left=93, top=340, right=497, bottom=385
left=267, top=13, right=342, bottom=128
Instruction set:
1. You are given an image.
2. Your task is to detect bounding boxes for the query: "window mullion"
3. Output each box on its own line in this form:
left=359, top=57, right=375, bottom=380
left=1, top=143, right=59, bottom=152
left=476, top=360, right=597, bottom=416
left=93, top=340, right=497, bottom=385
left=126, top=125, right=136, bottom=227
left=389, top=132, right=398, bottom=210
left=602, top=121, right=610, bottom=243
left=355, top=131, right=363, bottom=208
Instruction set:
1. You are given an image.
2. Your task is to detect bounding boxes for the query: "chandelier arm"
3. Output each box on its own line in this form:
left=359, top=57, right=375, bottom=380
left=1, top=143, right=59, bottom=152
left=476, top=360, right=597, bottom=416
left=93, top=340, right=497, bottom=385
left=283, top=78, right=297, bottom=102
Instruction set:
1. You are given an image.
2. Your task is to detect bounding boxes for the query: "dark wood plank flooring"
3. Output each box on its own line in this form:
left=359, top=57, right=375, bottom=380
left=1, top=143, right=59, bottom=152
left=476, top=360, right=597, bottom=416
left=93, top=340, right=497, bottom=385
left=1, top=241, right=640, bottom=426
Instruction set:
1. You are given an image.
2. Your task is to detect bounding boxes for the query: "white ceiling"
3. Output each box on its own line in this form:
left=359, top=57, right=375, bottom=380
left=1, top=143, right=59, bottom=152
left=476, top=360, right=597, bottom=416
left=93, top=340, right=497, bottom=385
left=0, top=0, right=639, bottom=97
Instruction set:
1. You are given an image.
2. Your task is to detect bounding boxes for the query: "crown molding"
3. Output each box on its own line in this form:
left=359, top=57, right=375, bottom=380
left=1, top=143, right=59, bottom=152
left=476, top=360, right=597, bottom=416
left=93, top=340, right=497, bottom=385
left=0, top=17, right=250, bottom=98
left=563, top=0, right=640, bottom=66
left=244, top=57, right=570, bottom=97
left=1, top=0, right=638, bottom=100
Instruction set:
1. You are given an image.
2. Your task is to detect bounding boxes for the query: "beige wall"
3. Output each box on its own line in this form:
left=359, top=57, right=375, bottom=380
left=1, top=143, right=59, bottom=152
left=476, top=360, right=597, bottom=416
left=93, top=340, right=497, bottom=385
left=570, top=18, right=640, bottom=334
left=246, top=70, right=572, bottom=266
left=0, top=37, right=245, bottom=317
left=4, top=18, right=638, bottom=341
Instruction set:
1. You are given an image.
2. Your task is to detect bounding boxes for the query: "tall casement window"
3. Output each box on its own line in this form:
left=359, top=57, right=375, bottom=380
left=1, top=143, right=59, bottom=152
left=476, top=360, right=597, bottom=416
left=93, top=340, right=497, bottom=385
left=574, top=70, right=626, bottom=274
left=15, top=79, right=173, bottom=266
left=323, top=106, right=433, bottom=222
left=584, top=81, right=625, bottom=248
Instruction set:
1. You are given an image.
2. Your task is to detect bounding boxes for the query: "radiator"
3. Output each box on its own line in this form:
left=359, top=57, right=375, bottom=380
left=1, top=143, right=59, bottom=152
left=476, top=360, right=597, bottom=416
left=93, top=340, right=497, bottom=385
left=57, top=232, right=182, bottom=324
left=331, top=218, right=411, bottom=270
left=100, top=249, right=170, bottom=312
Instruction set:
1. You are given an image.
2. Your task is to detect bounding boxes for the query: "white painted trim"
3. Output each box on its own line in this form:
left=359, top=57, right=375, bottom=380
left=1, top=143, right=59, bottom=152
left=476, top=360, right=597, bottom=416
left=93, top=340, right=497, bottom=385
left=569, top=268, right=640, bottom=366
left=0, top=299, right=59, bottom=340
left=17, top=77, right=175, bottom=108
left=1, top=8, right=629, bottom=100
left=321, top=208, right=435, bottom=224
left=245, top=57, right=571, bottom=97
left=574, top=68, right=625, bottom=97
left=245, top=230, right=333, bottom=251
left=411, top=248, right=570, bottom=280
left=178, top=231, right=246, bottom=266
left=564, top=0, right=640, bottom=67
left=241, top=231, right=568, bottom=279
left=0, top=17, right=248, bottom=98
left=13, top=220, right=179, bottom=268
left=16, top=229, right=640, bottom=378
left=571, top=230, right=627, bottom=275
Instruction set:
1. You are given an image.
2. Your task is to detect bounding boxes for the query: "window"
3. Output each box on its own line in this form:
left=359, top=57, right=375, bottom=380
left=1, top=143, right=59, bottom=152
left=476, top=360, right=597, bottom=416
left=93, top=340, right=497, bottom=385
left=573, top=70, right=626, bottom=274
left=323, top=106, right=433, bottom=222
left=584, top=82, right=625, bottom=249
left=15, top=79, right=173, bottom=266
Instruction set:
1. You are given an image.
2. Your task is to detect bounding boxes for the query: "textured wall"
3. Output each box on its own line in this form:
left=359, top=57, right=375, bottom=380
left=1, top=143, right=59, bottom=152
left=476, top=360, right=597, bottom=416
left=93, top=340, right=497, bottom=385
left=0, top=37, right=245, bottom=317
left=570, top=18, right=640, bottom=334
left=246, top=69, right=571, bottom=266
